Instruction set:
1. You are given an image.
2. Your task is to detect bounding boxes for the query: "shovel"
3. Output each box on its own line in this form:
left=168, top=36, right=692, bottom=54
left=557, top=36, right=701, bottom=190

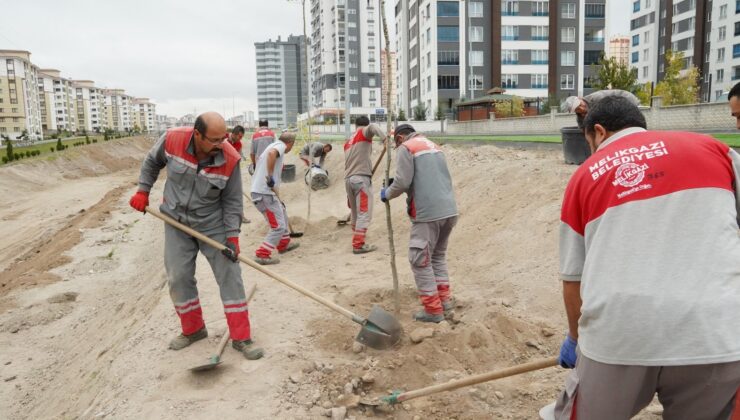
left=145, top=206, right=402, bottom=350
left=189, top=283, right=257, bottom=372
left=365, top=357, right=558, bottom=405
left=337, top=144, right=387, bottom=226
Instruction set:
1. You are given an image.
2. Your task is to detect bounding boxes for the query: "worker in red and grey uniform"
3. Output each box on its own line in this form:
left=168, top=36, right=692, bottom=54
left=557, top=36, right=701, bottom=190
left=250, top=131, right=300, bottom=265
left=128, top=112, right=263, bottom=360
left=553, top=96, right=740, bottom=418
left=227, top=125, right=245, bottom=159
left=299, top=141, right=332, bottom=168
left=380, top=124, right=458, bottom=323
left=249, top=119, right=275, bottom=175
left=344, top=115, right=386, bottom=254
left=727, top=81, right=740, bottom=420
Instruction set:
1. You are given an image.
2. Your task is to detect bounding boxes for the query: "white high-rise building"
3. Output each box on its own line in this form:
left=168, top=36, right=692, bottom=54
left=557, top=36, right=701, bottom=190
left=707, top=1, right=740, bottom=100
left=38, top=69, right=77, bottom=133
left=71, top=80, right=104, bottom=133
left=255, top=35, right=309, bottom=128
left=310, top=0, right=383, bottom=112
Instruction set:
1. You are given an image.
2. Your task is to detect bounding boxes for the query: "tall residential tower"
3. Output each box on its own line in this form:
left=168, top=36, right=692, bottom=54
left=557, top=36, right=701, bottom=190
left=255, top=35, right=309, bottom=128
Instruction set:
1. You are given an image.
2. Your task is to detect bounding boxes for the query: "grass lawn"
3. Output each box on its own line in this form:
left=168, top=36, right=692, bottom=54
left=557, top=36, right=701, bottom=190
left=0, top=135, right=120, bottom=165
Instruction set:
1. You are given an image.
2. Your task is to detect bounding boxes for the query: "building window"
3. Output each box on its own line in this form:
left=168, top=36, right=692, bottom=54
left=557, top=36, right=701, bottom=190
left=719, top=47, right=726, bottom=62
left=633, top=0, right=640, bottom=12
left=585, top=50, right=601, bottom=64
left=369, top=77, right=376, bottom=87
left=646, top=0, right=651, bottom=7
left=562, top=3, right=576, bottom=18
left=562, top=27, right=576, bottom=43
left=644, top=31, right=649, bottom=43
left=502, top=50, right=519, bottom=64
left=532, top=50, right=548, bottom=64
left=721, top=4, right=728, bottom=19
left=502, top=26, right=519, bottom=40
left=632, top=51, right=639, bottom=63
left=633, top=34, right=640, bottom=46
left=470, top=26, right=484, bottom=42
left=532, top=73, right=548, bottom=88
left=469, top=74, right=483, bottom=90
left=502, top=1, right=519, bottom=16
left=643, top=48, right=649, bottom=61
left=369, top=90, right=376, bottom=101
left=437, top=75, right=460, bottom=89
left=720, top=26, right=727, bottom=41
left=561, top=74, right=575, bottom=90
left=585, top=3, right=605, bottom=18
left=562, top=50, right=576, bottom=66
left=438, top=50, right=460, bottom=65
left=502, top=74, right=518, bottom=88
left=469, top=1, right=484, bottom=17
left=735, top=22, right=740, bottom=36
left=532, top=26, right=549, bottom=40
left=469, top=50, right=484, bottom=66
left=533, top=1, right=549, bottom=16
left=438, top=1, right=459, bottom=17
left=438, top=26, right=459, bottom=42
left=734, top=44, right=740, bottom=58
left=718, top=69, right=725, bottom=83
left=643, top=66, right=649, bottom=78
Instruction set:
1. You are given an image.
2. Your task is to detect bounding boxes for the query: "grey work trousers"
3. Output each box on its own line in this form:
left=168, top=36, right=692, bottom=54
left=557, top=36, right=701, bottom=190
left=554, top=352, right=740, bottom=420
left=409, top=216, right=457, bottom=314
left=251, top=192, right=290, bottom=258
left=345, top=175, right=373, bottom=249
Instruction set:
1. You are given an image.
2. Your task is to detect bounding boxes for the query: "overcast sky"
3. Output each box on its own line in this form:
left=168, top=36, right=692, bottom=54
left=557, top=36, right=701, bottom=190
left=2, top=1, right=629, bottom=119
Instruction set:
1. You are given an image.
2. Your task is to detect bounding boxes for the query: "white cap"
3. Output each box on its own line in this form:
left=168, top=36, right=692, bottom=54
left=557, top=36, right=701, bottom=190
left=562, top=96, right=581, bottom=113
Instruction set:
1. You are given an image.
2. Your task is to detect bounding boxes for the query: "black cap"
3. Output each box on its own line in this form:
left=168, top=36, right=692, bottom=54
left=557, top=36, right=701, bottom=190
left=394, top=124, right=415, bottom=137
left=258, top=119, right=269, bottom=127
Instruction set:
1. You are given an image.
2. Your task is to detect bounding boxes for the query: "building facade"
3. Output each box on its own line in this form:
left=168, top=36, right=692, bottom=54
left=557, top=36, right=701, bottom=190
left=310, top=0, right=383, bottom=113
left=608, top=36, right=631, bottom=65
left=132, top=98, right=156, bottom=132
left=395, top=0, right=606, bottom=120
left=707, top=0, right=740, bottom=100
left=0, top=50, right=43, bottom=141
left=254, top=35, right=309, bottom=128
left=38, top=69, right=78, bottom=133
left=630, top=0, right=711, bottom=100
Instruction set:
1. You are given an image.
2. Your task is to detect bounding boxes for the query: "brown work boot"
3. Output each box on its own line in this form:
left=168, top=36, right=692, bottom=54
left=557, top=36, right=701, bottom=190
left=232, top=339, right=265, bottom=360
left=168, top=327, right=208, bottom=350
left=254, top=255, right=280, bottom=265
left=353, top=244, right=377, bottom=254
left=278, top=242, right=300, bottom=254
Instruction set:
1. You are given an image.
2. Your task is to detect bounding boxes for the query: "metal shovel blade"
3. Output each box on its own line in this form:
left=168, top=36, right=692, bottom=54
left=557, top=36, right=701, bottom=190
left=355, top=305, right=402, bottom=350
left=189, top=355, right=222, bottom=372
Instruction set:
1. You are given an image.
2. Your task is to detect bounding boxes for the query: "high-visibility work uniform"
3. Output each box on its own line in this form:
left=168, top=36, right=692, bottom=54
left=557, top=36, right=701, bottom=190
left=384, top=134, right=458, bottom=315
left=137, top=127, right=252, bottom=341
left=556, top=128, right=740, bottom=418
left=251, top=128, right=275, bottom=164
left=300, top=142, right=327, bottom=167
left=251, top=141, right=291, bottom=258
left=344, top=124, right=384, bottom=250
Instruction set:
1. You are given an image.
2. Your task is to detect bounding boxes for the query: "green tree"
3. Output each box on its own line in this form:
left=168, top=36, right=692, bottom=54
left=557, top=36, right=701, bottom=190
left=413, top=103, right=428, bottom=121
left=56, top=138, right=63, bottom=151
left=541, top=95, right=561, bottom=113
left=494, top=96, right=525, bottom=118
left=635, top=82, right=652, bottom=106
left=593, top=54, right=638, bottom=91
left=397, top=109, right=407, bottom=121
left=435, top=108, right=446, bottom=121
left=654, top=50, right=699, bottom=105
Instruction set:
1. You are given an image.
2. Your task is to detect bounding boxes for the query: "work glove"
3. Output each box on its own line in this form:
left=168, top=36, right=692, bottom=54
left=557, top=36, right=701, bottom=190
left=383, top=177, right=394, bottom=188
left=248, top=163, right=255, bottom=175
left=266, top=175, right=275, bottom=188
left=557, top=334, right=578, bottom=369
left=380, top=188, right=388, bottom=203
left=221, top=237, right=240, bottom=262
left=129, top=190, right=149, bottom=213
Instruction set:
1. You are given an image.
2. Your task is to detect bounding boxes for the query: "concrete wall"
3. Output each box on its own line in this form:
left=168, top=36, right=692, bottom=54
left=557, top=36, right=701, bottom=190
left=446, top=97, right=736, bottom=135
left=308, top=119, right=448, bottom=135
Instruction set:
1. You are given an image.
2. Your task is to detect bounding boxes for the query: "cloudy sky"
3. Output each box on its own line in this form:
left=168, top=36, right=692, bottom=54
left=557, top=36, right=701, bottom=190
left=2, top=1, right=629, bottom=119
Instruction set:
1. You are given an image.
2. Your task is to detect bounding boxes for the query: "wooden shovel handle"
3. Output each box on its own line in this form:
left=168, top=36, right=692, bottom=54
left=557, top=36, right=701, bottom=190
left=371, top=142, right=387, bottom=176
left=145, top=207, right=363, bottom=324
left=215, top=284, right=257, bottom=357
left=396, top=357, right=559, bottom=403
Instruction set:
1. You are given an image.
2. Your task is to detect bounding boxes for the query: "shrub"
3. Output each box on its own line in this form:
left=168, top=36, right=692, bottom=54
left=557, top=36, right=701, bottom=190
left=25, top=151, right=31, bottom=158
left=92, top=139, right=98, bottom=143
left=85, top=135, right=90, bottom=145
left=14, top=153, right=20, bottom=160
left=5, top=140, right=13, bottom=162
left=2, top=157, right=7, bottom=164
left=56, top=138, right=63, bottom=152
left=50, top=147, right=55, bottom=153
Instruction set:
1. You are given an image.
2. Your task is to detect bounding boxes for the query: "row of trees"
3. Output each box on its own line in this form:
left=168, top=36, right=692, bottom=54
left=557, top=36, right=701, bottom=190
left=593, top=50, right=699, bottom=106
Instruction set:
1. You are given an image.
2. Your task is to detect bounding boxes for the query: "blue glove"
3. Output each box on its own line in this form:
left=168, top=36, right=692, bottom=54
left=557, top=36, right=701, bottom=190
left=380, top=188, right=388, bottom=203
left=266, top=176, right=275, bottom=188
left=558, top=334, right=578, bottom=369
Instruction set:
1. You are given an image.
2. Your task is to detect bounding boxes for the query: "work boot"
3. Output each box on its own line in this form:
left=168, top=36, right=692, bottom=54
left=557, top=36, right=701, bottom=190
left=442, top=298, right=456, bottom=314
left=232, top=339, right=265, bottom=360
left=353, top=244, right=377, bottom=254
left=278, top=242, right=300, bottom=254
left=254, top=255, right=280, bottom=265
left=168, top=327, right=208, bottom=350
left=413, top=310, right=444, bottom=323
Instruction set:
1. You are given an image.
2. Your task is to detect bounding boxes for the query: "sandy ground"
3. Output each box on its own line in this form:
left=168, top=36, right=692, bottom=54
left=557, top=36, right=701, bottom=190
left=0, top=137, right=664, bottom=419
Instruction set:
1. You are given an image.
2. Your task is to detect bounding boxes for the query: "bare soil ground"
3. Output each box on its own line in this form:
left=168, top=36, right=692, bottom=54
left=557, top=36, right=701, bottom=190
left=0, top=137, right=662, bottom=419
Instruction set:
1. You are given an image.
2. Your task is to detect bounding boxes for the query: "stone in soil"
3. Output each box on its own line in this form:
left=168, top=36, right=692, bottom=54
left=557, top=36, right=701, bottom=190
left=409, top=327, right=434, bottom=344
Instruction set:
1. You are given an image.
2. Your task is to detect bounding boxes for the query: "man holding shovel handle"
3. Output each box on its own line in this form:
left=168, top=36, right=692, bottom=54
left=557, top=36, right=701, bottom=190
left=128, top=111, right=263, bottom=360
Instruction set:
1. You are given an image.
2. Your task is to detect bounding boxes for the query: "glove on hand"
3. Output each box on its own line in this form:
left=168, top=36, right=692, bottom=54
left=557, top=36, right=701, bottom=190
left=129, top=190, right=149, bottom=212
left=266, top=175, right=275, bottom=188
left=380, top=188, right=388, bottom=203
left=558, top=334, right=578, bottom=369
left=248, top=163, right=255, bottom=175
left=221, top=237, right=240, bottom=262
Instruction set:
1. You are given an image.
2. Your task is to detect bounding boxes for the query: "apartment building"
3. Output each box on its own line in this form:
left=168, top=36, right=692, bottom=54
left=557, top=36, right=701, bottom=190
left=38, top=69, right=78, bottom=133
left=707, top=0, right=740, bottom=100
left=608, top=36, right=631, bottom=65
left=71, top=80, right=103, bottom=133
left=309, top=0, right=383, bottom=117
left=254, top=35, right=309, bottom=128
left=101, top=89, right=133, bottom=132
left=395, top=0, right=606, bottom=120
left=132, top=98, right=156, bottom=132
left=630, top=0, right=711, bottom=99
left=0, top=50, right=43, bottom=141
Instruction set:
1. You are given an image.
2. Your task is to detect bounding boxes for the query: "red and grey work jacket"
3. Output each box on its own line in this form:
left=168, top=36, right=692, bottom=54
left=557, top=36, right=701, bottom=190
left=137, top=127, right=243, bottom=237
left=384, top=134, right=458, bottom=222
left=251, top=128, right=275, bottom=162
left=344, top=127, right=373, bottom=178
